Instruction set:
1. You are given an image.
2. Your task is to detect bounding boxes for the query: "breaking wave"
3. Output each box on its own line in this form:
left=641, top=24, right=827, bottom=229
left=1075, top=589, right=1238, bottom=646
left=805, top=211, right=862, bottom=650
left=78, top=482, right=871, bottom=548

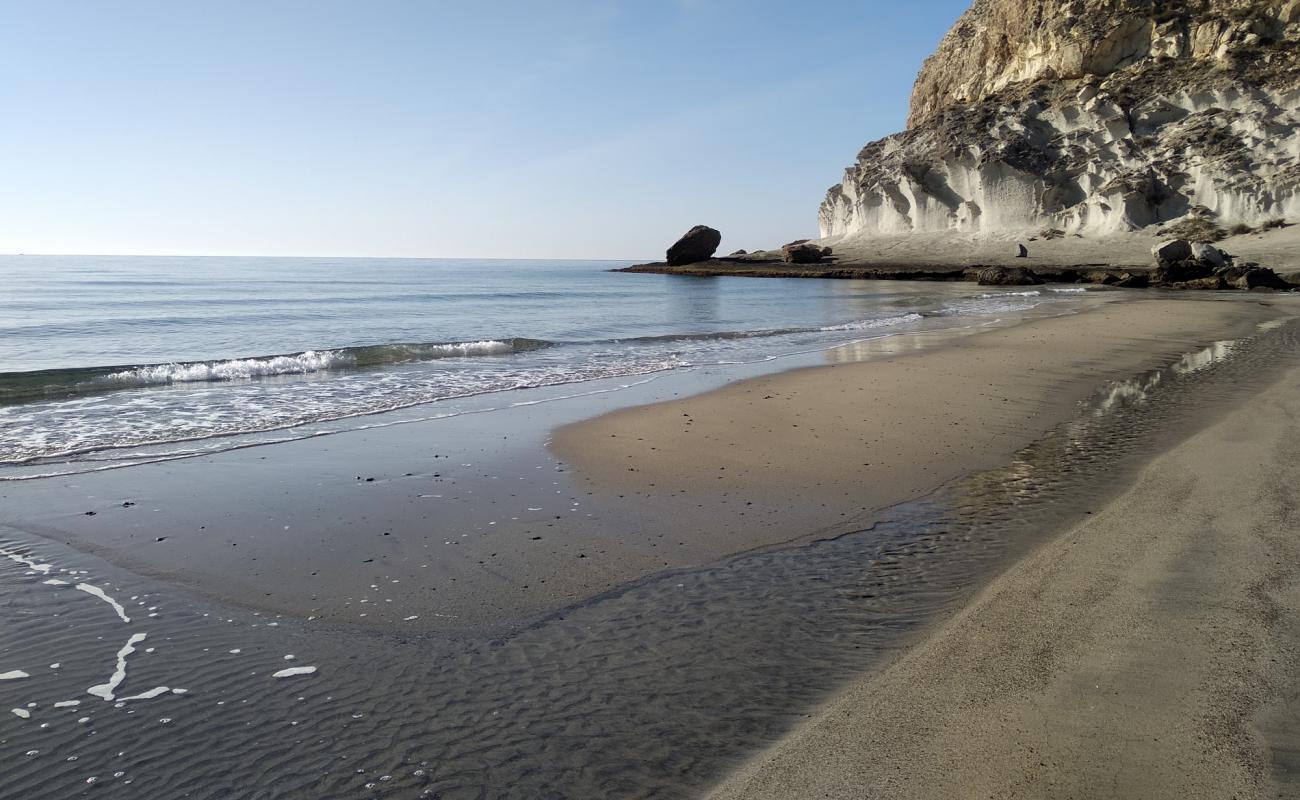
left=0, top=339, right=552, bottom=404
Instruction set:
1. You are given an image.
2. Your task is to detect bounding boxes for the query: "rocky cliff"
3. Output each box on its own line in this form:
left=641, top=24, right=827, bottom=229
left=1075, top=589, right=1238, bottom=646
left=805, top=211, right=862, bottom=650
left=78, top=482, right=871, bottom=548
left=820, top=0, right=1300, bottom=239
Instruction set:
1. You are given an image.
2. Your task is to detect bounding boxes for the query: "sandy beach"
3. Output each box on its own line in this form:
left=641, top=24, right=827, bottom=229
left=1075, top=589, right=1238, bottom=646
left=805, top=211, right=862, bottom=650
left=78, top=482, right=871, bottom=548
left=708, top=348, right=1300, bottom=800
left=554, top=297, right=1279, bottom=523
left=4, top=290, right=1299, bottom=798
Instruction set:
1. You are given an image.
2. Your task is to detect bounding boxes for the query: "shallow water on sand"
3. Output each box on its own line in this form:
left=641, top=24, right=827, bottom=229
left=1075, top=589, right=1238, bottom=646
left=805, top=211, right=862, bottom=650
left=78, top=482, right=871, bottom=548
left=1, top=317, right=1294, bottom=799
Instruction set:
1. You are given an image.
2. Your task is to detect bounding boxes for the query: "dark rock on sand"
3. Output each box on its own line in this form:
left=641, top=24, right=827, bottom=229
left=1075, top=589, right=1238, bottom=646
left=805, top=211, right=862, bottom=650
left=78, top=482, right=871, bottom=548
left=782, top=242, right=830, bottom=264
left=1217, top=264, right=1288, bottom=290
left=1152, top=239, right=1194, bottom=266
left=1016, top=243, right=1028, bottom=258
left=666, top=225, right=722, bottom=266
left=977, top=266, right=1042, bottom=286
left=1081, top=269, right=1120, bottom=285
left=1191, top=242, right=1228, bottom=269
left=1114, top=272, right=1149, bottom=289
left=1170, top=276, right=1226, bottom=290
left=1154, top=259, right=1215, bottom=285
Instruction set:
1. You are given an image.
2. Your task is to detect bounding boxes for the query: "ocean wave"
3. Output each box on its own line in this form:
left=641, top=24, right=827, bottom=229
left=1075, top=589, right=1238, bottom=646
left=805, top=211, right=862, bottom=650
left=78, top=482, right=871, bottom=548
left=976, top=290, right=1042, bottom=299
left=610, top=313, right=925, bottom=345
left=0, top=338, right=552, bottom=404
left=819, top=313, right=924, bottom=331
left=101, top=350, right=345, bottom=386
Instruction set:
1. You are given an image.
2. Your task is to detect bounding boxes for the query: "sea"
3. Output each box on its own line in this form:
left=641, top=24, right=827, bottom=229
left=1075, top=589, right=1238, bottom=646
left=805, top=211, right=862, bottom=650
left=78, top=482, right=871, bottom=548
left=0, top=255, right=1101, bottom=479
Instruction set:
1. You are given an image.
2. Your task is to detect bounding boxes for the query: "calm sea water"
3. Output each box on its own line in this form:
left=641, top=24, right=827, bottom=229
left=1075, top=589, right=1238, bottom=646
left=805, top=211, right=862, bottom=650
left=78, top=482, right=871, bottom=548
left=0, top=255, right=1097, bottom=475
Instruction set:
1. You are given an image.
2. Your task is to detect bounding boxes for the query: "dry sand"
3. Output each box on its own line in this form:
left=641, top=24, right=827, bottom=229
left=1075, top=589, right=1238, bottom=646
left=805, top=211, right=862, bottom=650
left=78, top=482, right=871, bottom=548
left=708, top=357, right=1300, bottom=800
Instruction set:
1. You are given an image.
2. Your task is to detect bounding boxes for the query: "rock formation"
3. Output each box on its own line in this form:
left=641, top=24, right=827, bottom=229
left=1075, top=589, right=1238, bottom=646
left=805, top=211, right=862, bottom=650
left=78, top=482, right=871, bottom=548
left=781, top=241, right=834, bottom=264
left=820, top=1, right=1300, bottom=240
left=977, top=265, right=1043, bottom=285
left=666, top=225, right=722, bottom=265
left=1149, top=236, right=1289, bottom=286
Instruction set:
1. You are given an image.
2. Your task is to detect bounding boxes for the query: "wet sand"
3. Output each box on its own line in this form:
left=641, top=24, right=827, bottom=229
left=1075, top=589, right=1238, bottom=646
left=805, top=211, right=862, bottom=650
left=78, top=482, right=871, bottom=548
left=553, top=298, right=1277, bottom=518
left=708, top=352, right=1300, bottom=800
left=0, top=298, right=1277, bottom=635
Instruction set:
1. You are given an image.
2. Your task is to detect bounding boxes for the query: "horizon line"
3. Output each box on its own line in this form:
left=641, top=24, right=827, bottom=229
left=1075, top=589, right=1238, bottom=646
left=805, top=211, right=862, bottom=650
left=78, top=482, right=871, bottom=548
left=0, top=252, right=651, bottom=263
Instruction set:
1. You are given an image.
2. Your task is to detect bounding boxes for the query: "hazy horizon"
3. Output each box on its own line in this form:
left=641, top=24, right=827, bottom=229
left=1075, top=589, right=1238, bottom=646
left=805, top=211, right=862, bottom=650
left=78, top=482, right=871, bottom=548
left=1, top=1, right=968, bottom=260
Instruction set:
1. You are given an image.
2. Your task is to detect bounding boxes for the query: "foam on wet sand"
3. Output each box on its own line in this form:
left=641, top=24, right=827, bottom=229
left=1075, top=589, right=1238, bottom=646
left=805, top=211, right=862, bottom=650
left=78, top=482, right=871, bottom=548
left=272, top=666, right=317, bottom=679
left=75, top=583, right=131, bottom=623
left=87, top=633, right=147, bottom=701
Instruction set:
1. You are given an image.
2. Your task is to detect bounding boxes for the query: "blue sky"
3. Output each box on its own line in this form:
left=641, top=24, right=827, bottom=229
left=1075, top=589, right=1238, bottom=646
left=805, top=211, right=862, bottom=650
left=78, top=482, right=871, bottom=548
left=0, top=1, right=968, bottom=259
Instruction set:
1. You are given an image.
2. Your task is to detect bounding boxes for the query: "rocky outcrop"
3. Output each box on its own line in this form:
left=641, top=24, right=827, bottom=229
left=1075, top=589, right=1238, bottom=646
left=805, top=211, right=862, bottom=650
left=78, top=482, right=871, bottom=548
left=782, top=241, right=833, bottom=264
left=977, top=265, right=1044, bottom=285
left=666, top=225, right=722, bottom=266
left=820, top=1, right=1300, bottom=241
left=1149, top=236, right=1288, bottom=286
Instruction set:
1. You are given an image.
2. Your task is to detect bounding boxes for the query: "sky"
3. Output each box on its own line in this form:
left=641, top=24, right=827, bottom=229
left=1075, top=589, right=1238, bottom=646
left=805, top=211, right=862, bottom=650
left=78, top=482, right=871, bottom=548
left=0, top=0, right=969, bottom=260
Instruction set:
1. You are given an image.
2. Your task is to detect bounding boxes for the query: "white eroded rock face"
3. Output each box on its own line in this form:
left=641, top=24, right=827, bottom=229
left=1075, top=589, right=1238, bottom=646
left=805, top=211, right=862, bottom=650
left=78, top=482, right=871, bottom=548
left=821, top=0, right=1300, bottom=240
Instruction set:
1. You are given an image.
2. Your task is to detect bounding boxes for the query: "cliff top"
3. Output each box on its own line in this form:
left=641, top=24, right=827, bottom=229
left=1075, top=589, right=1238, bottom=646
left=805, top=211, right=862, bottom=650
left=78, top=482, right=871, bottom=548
left=908, top=0, right=1300, bottom=128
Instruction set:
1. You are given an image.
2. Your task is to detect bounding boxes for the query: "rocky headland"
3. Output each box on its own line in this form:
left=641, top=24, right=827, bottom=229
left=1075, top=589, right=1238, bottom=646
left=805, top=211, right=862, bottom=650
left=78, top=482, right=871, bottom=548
left=625, top=0, right=1300, bottom=289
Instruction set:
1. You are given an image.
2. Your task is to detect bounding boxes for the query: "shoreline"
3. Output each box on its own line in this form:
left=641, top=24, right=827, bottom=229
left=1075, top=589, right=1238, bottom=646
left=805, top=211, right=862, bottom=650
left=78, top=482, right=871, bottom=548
left=707, top=348, right=1300, bottom=800
left=0, top=297, right=1283, bottom=636
left=552, top=297, right=1281, bottom=538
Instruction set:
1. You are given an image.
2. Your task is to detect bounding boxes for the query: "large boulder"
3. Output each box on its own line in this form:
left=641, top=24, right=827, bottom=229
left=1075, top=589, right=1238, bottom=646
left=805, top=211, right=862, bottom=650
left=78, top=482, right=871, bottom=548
left=1152, top=239, right=1193, bottom=266
left=977, top=266, right=1043, bottom=286
left=1190, top=242, right=1228, bottom=269
left=782, top=242, right=830, bottom=264
left=666, top=225, right=721, bottom=266
left=1152, top=239, right=1246, bottom=285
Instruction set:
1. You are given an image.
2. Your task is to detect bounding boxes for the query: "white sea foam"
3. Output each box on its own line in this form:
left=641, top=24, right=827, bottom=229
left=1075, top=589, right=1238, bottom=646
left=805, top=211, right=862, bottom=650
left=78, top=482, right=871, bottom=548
left=76, top=583, right=131, bottom=623
left=1, top=670, right=30, bottom=680
left=94, top=340, right=524, bottom=390
left=819, top=313, right=923, bottom=332
left=53, top=700, right=80, bottom=708
left=272, top=666, right=317, bottom=678
left=101, top=351, right=344, bottom=387
left=119, top=686, right=171, bottom=701
left=43, top=578, right=69, bottom=585
left=11, top=708, right=30, bottom=719
left=397, top=340, right=517, bottom=358
left=88, top=633, right=147, bottom=701
left=0, top=547, right=52, bottom=574
left=977, top=290, right=1041, bottom=298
